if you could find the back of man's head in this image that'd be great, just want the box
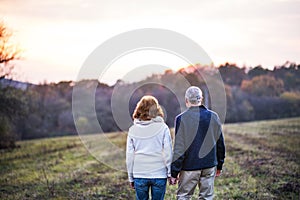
[185,86,203,105]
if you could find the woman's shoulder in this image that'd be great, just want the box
[128,117,169,138]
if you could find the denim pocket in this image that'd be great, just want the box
[134,178,149,188]
[152,178,167,189]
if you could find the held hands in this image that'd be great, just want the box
[168,177,178,185]
[130,171,220,189]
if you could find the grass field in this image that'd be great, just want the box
[0,117,299,199]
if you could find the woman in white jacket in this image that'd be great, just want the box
[126,95,173,200]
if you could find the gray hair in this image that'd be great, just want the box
[185,86,203,105]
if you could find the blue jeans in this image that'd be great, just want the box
[134,178,167,200]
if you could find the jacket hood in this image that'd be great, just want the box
[134,116,164,125]
[129,116,167,139]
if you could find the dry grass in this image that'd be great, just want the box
[0,117,299,199]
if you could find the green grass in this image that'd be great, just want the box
[1,117,299,199]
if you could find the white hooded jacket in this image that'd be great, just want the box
[126,116,172,182]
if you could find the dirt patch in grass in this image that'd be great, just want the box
[225,124,300,199]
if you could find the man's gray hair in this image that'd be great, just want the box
[185,86,203,105]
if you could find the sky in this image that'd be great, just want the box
[1,0,300,85]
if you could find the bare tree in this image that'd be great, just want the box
[0,21,23,149]
[0,21,21,78]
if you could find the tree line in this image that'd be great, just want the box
[0,62,299,149]
[1,21,299,149]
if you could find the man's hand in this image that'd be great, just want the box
[129,182,135,189]
[216,169,222,177]
[168,177,178,185]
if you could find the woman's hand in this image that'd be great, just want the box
[129,182,135,189]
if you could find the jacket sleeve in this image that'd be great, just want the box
[216,125,225,170]
[162,127,173,177]
[126,135,135,182]
[171,116,185,178]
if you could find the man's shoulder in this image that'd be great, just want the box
[175,110,189,120]
[206,108,218,116]
[209,109,219,117]
[175,107,220,121]
[206,109,221,123]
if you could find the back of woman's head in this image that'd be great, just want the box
[132,95,164,120]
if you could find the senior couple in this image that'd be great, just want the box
[126,86,226,200]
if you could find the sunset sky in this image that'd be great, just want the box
[1,0,300,85]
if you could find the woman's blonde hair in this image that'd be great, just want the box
[132,95,164,120]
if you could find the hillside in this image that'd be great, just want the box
[1,117,299,199]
